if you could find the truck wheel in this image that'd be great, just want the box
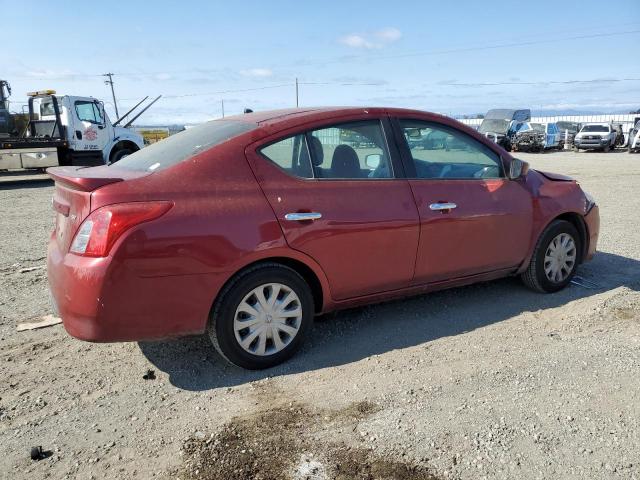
[207,263,314,369]
[110,148,133,163]
[521,220,580,293]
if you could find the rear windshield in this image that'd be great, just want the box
[113,120,257,172]
[581,125,609,133]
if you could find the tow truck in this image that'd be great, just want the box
[0,89,160,171]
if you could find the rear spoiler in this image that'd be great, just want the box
[47,166,124,191]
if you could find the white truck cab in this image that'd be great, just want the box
[0,90,146,171]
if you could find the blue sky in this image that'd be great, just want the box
[3,0,639,124]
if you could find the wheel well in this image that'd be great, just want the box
[220,258,324,314]
[554,212,588,263]
[109,140,139,162]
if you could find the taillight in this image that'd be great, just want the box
[70,202,172,257]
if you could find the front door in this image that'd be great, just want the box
[72,99,110,154]
[245,117,420,300]
[395,118,533,284]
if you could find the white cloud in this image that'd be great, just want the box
[340,34,376,49]
[240,68,273,77]
[154,73,172,81]
[339,28,402,49]
[374,27,402,42]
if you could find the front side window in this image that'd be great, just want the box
[309,121,393,179]
[400,120,503,179]
[75,101,101,124]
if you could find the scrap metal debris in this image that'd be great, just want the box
[17,314,62,332]
[30,446,48,461]
[18,265,46,274]
[570,276,600,289]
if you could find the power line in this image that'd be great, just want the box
[8,26,640,81]
[437,78,640,87]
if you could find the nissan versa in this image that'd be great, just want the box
[47,108,600,369]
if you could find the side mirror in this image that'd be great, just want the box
[509,158,529,179]
[365,153,381,169]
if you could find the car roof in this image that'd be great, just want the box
[224,106,440,128]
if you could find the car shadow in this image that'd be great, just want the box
[139,251,639,391]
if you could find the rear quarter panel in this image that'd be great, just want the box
[87,138,314,336]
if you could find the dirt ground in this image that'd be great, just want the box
[1,149,639,480]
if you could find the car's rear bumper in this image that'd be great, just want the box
[47,233,222,342]
[584,205,599,261]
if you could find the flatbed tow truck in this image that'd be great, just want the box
[0,89,159,176]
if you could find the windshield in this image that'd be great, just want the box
[581,125,609,133]
[556,122,578,132]
[531,123,545,132]
[113,120,257,172]
[478,119,509,134]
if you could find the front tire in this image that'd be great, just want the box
[110,148,133,163]
[521,220,581,293]
[207,263,314,369]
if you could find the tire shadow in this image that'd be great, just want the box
[139,251,639,391]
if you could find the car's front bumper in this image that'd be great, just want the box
[583,205,600,261]
[575,140,610,149]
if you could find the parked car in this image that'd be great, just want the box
[574,123,617,152]
[512,122,562,152]
[629,120,640,153]
[555,121,581,147]
[47,107,600,369]
[478,109,530,151]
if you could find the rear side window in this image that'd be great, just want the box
[259,134,313,178]
[114,120,256,172]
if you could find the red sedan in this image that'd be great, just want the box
[47,108,599,369]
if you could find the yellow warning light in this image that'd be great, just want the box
[27,89,57,96]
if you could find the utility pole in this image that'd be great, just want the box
[295,77,299,108]
[221,99,225,118]
[103,73,119,118]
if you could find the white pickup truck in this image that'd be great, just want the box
[574,123,617,152]
[0,90,155,171]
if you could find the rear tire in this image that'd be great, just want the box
[521,220,581,293]
[207,263,314,369]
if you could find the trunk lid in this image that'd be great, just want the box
[48,166,150,252]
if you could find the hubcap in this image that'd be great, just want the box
[233,283,302,356]
[544,233,577,283]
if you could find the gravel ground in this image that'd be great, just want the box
[0,149,639,480]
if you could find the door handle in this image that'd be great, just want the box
[429,202,457,211]
[284,212,322,221]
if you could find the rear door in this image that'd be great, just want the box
[393,118,532,284]
[245,117,420,300]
